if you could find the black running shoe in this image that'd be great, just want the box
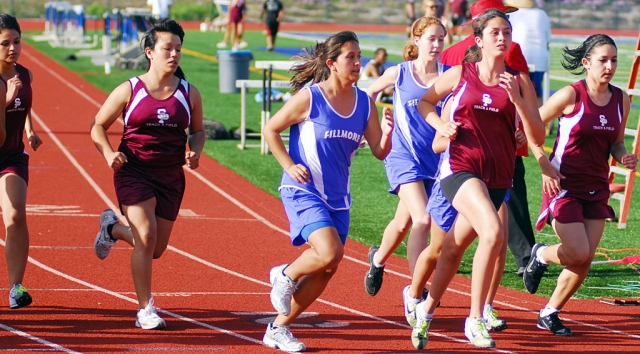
[538,311,572,336]
[523,243,548,294]
[364,246,384,296]
[421,288,441,307]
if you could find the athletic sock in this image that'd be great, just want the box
[483,304,493,314]
[417,302,432,320]
[372,251,385,268]
[540,304,559,318]
[536,245,549,265]
[106,224,116,241]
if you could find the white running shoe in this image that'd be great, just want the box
[410,313,431,350]
[464,317,495,348]
[269,264,297,316]
[216,41,227,49]
[9,284,32,309]
[263,322,306,352]
[135,297,166,330]
[402,285,420,327]
[238,41,248,49]
[484,307,507,331]
[94,209,119,260]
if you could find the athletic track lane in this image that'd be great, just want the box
[0,41,638,353]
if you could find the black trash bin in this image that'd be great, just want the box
[216,50,253,93]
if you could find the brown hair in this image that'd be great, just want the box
[403,16,447,61]
[289,31,359,93]
[472,8,511,39]
[463,45,482,63]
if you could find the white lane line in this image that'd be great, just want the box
[26,49,640,348]
[0,289,269,296]
[28,105,497,350]
[0,238,264,347]
[0,323,80,354]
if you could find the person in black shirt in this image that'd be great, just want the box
[260,0,284,51]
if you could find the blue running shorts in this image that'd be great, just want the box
[426,179,458,232]
[280,187,349,246]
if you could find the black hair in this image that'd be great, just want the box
[0,14,21,36]
[289,31,359,93]
[561,34,617,75]
[140,19,186,79]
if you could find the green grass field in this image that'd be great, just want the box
[24,28,640,300]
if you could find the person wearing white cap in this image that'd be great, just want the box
[505,0,551,108]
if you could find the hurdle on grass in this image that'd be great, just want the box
[235,61,378,154]
[44,1,97,48]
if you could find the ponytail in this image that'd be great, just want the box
[289,31,359,93]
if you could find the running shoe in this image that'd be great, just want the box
[464,317,495,348]
[94,209,119,260]
[270,264,297,316]
[523,243,549,294]
[9,284,32,309]
[411,313,431,350]
[216,41,227,48]
[538,311,572,336]
[364,246,384,296]
[484,307,507,332]
[263,322,306,352]
[135,297,166,330]
[403,285,421,327]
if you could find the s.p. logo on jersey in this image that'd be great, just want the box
[157,108,170,124]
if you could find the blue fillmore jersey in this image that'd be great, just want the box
[383,61,445,193]
[279,84,371,210]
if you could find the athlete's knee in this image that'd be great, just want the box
[318,246,344,269]
[391,218,412,235]
[411,215,431,233]
[562,244,590,266]
[3,206,27,228]
[477,225,504,251]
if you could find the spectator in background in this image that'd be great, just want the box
[506,0,551,130]
[448,0,469,37]
[260,0,284,51]
[217,0,247,51]
[423,0,452,44]
[406,0,416,37]
[147,0,172,20]
[361,48,393,102]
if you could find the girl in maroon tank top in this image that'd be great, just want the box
[0,14,43,310]
[525,34,637,336]
[409,9,545,349]
[90,19,205,330]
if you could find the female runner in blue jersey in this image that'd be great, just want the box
[362,16,450,301]
[262,31,393,352]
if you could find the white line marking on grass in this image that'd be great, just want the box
[27,50,640,349]
[0,323,80,353]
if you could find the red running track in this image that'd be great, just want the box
[0,42,639,353]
